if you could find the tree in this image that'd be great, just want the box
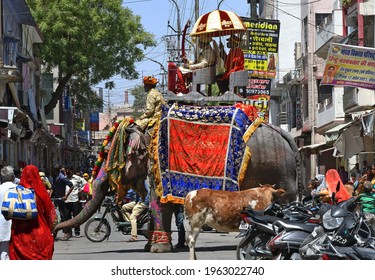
[26,0,156,114]
[131,85,147,118]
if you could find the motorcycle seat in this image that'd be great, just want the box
[273,220,319,233]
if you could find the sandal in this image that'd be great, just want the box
[127,237,138,242]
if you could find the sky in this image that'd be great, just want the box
[97,0,252,108]
[97,0,302,108]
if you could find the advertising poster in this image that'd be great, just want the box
[90,112,99,131]
[75,118,85,131]
[322,43,375,89]
[240,78,271,122]
[77,130,90,144]
[62,86,71,112]
[241,18,280,79]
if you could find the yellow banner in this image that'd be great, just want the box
[75,119,85,131]
[322,43,375,89]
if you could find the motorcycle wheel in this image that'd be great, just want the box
[84,218,111,242]
[236,242,253,260]
[236,234,273,260]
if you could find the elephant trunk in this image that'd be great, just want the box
[53,175,110,236]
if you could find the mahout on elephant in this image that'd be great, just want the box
[53,104,302,254]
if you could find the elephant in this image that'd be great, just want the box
[53,109,302,254]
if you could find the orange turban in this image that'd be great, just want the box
[143,76,158,85]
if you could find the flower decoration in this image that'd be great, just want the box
[91,118,134,178]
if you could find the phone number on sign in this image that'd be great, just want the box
[204,266,265,276]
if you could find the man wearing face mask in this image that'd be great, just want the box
[216,34,245,93]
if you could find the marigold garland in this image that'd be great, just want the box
[91,118,134,178]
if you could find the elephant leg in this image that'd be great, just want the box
[144,180,173,253]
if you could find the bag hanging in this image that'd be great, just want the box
[1,185,38,220]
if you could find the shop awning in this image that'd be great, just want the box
[29,128,61,145]
[4,0,36,26]
[298,142,327,154]
[334,122,364,159]
[324,121,355,143]
[0,107,34,139]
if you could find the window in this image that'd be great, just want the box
[315,14,330,27]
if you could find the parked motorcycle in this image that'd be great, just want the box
[322,238,375,260]
[298,195,374,259]
[236,199,320,260]
[84,196,150,242]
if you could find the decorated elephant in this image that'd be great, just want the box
[53,104,302,253]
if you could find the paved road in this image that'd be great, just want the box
[53,219,240,260]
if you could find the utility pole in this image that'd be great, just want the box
[169,0,181,54]
[195,0,199,22]
[104,81,114,126]
[248,0,258,19]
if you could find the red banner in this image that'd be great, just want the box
[169,119,230,177]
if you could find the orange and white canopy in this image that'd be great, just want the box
[190,9,246,37]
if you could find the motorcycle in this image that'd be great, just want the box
[84,196,150,242]
[268,217,320,259]
[321,238,375,260]
[298,195,374,260]
[236,199,320,260]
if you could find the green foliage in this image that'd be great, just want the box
[26,0,156,114]
[341,0,355,8]
[131,85,147,118]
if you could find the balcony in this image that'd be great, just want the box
[360,1,375,16]
[0,65,23,84]
[315,11,344,59]
[343,88,375,113]
[316,87,345,134]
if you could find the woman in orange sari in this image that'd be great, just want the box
[9,165,57,260]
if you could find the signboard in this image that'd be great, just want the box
[242,18,280,79]
[90,112,99,131]
[77,130,90,144]
[75,118,85,131]
[322,43,375,89]
[62,86,71,112]
[240,78,271,122]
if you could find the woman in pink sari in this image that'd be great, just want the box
[9,165,57,260]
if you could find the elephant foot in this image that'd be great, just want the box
[144,230,172,253]
[150,242,172,253]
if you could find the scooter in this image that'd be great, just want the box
[298,195,374,259]
[236,199,320,260]
[84,196,150,242]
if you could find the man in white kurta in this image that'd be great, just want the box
[0,166,16,260]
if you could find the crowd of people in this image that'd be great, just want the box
[0,75,187,260]
[0,164,94,260]
[307,160,375,232]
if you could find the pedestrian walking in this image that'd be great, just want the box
[0,166,16,260]
[65,166,87,238]
[9,165,57,260]
[51,163,73,241]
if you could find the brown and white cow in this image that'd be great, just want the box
[184,184,286,260]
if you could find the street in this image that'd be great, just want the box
[53,219,239,260]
